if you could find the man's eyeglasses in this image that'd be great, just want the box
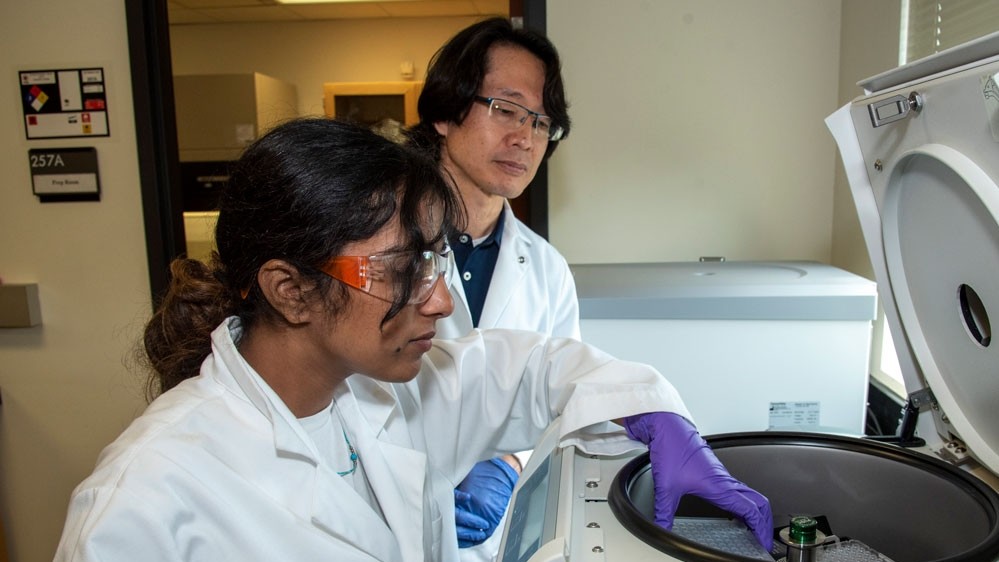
[474,96,565,142]
[319,244,453,305]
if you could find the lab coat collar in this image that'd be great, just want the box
[210,318,319,462]
[209,319,412,561]
[345,376,398,435]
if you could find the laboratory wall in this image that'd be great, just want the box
[0,2,905,561]
[0,2,150,562]
[831,0,901,279]
[170,16,486,117]
[547,0,844,264]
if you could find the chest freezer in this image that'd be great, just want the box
[571,261,877,436]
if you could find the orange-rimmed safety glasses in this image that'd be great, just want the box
[319,244,453,305]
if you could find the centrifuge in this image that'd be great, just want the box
[496,30,999,562]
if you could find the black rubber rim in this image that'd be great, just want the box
[607,431,999,562]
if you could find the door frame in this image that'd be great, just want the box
[126,0,549,303]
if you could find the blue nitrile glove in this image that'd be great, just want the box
[453,457,519,548]
[623,412,774,551]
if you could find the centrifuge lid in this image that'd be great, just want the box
[878,144,999,475]
[831,31,999,477]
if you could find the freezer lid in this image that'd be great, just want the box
[827,36,999,476]
[570,261,876,321]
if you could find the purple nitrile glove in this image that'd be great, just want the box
[453,457,519,548]
[623,412,774,551]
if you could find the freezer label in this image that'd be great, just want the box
[769,401,820,428]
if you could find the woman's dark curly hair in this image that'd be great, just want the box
[141,118,464,400]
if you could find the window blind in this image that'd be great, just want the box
[904,0,999,63]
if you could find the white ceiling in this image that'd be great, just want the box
[167,0,509,25]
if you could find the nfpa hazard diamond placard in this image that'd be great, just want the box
[20,68,109,140]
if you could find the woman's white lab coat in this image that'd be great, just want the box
[55,316,689,562]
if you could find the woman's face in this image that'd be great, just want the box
[313,214,454,384]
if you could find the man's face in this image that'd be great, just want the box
[434,44,550,204]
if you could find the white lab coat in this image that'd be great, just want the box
[437,202,580,562]
[55,316,689,562]
[436,202,580,341]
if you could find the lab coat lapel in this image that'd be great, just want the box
[211,319,320,461]
[341,379,430,562]
[477,206,529,329]
[369,440,429,562]
[212,320,403,560]
[444,259,475,337]
[310,465,402,561]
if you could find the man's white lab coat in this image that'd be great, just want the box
[54,317,688,562]
[436,203,580,341]
[438,203,581,561]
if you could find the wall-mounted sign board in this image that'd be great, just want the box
[29,147,100,203]
[20,68,109,139]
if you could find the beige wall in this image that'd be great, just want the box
[0,2,150,561]
[0,2,905,561]
[547,0,845,264]
[170,17,488,117]
[832,0,901,278]
[546,0,902,274]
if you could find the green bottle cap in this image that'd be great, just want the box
[788,516,818,543]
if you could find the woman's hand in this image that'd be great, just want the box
[623,412,774,550]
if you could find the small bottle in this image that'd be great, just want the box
[779,516,826,562]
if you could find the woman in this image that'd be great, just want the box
[54,118,771,561]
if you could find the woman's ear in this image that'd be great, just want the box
[256,259,318,325]
[433,121,449,137]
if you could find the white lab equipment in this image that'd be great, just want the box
[496,31,999,562]
[571,261,877,436]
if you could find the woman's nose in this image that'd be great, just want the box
[421,274,454,318]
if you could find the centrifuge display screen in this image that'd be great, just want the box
[501,455,551,562]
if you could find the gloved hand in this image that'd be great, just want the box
[623,412,774,550]
[453,457,519,548]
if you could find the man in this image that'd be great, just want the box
[406,16,579,562]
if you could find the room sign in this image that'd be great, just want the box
[29,147,101,203]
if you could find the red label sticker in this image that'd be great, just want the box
[84,99,105,110]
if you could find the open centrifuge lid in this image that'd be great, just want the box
[881,144,999,475]
[828,33,999,477]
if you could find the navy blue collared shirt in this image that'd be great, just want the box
[452,209,506,327]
